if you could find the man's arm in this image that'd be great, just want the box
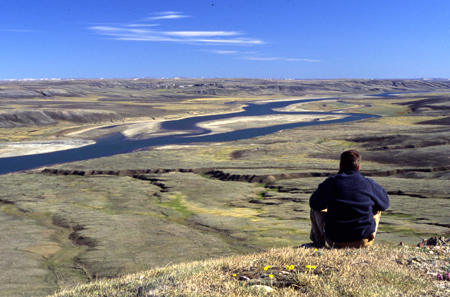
[309,178,331,211]
[368,179,390,211]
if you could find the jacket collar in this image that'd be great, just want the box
[338,169,360,175]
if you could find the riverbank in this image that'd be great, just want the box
[0,97,366,171]
[0,113,342,158]
[0,96,344,158]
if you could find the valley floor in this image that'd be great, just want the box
[0,79,450,296]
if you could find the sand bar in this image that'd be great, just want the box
[195,114,348,135]
[0,139,95,158]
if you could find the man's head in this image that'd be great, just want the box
[340,150,361,171]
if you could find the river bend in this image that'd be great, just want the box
[0,98,377,175]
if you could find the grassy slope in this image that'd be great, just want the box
[49,244,449,296]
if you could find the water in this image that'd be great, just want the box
[0,98,378,175]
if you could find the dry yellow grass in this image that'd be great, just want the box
[0,121,78,142]
[376,116,448,126]
[48,245,449,297]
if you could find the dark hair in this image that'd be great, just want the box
[340,150,361,171]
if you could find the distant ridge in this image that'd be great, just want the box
[1,77,449,82]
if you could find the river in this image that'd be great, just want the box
[0,98,377,175]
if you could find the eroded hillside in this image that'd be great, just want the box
[1,79,450,296]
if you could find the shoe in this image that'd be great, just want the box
[299,242,317,248]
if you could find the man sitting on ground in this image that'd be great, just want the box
[305,150,390,248]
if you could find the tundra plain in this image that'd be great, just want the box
[1,78,450,296]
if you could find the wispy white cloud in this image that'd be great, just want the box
[164,31,240,37]
[89,12,319,62]
[89,11,263,45]
[203,50,320,62]
[195,38,263,45]
[124,24,159,27]
[201,50,239,55]
[90,26,177,42]
[89,24,263,45]
[147,11,189,20]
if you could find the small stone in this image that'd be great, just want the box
[239,275,250,281]
[252,285,274,292]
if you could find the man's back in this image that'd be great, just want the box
[305,150,390,248]
[310,170,389,242]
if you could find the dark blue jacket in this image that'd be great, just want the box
[309,170,389,242]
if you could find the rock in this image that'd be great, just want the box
[417,236,447,247]
[251,285,274,292]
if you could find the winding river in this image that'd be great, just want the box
[0,98,378,175]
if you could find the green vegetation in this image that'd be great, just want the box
[294,99,411,116]
[255,188,277,200]
[296,101,354,112]
[158,193,195,219]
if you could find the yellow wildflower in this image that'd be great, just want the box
[286,264,295,270]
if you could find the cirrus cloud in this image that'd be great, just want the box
[164,31,241,37]
[147,11,190,20]
[89,14,263,45]
[89,25,263,45]
[88,12,319,62]
[202,50,320,63]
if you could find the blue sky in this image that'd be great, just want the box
[1,0,449,80]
